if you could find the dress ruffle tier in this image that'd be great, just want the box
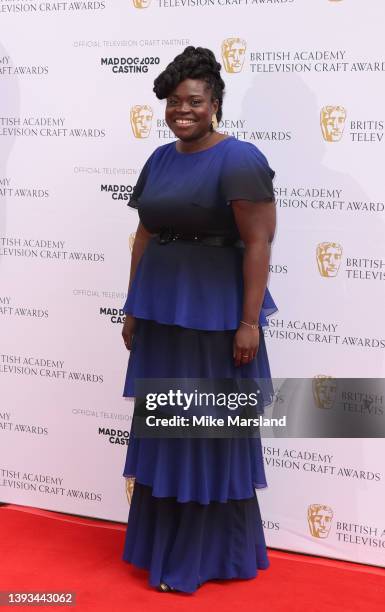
[123,482,269,593]
[123,238,278,331]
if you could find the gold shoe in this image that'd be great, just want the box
[158,582,174,592]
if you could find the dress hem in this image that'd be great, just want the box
[122,557,270,594]
[122,473,268,504]
[123,311,276,332]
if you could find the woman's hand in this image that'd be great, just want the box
[122,314,137,351]
[233,325,260,367]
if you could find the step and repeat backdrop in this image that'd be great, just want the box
[1,0,385,567]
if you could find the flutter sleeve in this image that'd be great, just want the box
[128,151,155,209]
[220,141,275,204]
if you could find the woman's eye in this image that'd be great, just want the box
[191,100,201,106]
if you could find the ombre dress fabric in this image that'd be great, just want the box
[121,137,277,593]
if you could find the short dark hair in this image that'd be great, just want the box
[153,46,225,122]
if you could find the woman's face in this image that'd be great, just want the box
[165,78,219,142]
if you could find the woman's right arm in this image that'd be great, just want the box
[122,221,154,350]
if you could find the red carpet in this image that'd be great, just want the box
[1,504,385,612]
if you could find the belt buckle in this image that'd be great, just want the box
[158,228,175,245]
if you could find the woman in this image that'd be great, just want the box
[121,46,277,594]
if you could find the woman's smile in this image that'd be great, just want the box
[174,118,197,126]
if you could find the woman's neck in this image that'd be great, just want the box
[176,131,226,154]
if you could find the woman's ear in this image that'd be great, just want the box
[212,98,219,115]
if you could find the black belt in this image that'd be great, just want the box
[156,228,244,247]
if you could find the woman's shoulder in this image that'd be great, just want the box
[220,137,274,178]
[130,143,175,206]
[222,136,269,163]
[149,141,175,161]
[138,142,175,170]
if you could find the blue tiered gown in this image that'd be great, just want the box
[121,136,278,593]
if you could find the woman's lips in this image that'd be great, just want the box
[174,119,197,127]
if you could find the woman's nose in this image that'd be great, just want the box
[179,101,191,112]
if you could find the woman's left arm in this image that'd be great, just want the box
[231,199,276,367]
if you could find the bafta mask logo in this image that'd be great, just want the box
[129,232,136,252]
[221,38,247,73]
[320,106,347,142]
[132,0,152,7]
[130,105,153,138]
[308,504,333,539]
[316,242,343,277]
[312,376,337,410]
